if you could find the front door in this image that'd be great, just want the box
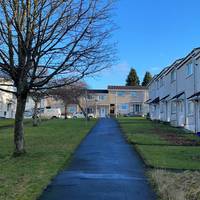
[100,107,106,118]
[177,101,185,127]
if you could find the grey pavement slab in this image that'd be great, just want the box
[38,118,156,200]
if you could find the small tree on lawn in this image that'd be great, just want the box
[126,68,140,86]
[29,90,46,126]
[142,71,152,86]
[49,82,87,119]
[0,0,115,156]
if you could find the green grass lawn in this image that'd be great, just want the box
[118,117,200,170]
[0,118,15,127]
[0,119,96,200]
[0,118,33,128]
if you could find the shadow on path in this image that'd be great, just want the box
[38,118,156,200]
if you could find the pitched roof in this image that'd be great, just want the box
[107,85,147,90]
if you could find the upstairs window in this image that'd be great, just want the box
[117,91,125,97]
[156,81,159,89]
[99,95,106,100]
[88,95,95,100]
[160,77,164,87]
[186,63,193,76]
[131,91,137,97]
[171,70,176,82]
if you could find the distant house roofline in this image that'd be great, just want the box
[87,89,108,94]
[107,85,147,90]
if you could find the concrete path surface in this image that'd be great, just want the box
[39,118,156,200]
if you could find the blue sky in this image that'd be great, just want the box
[85,0,200,89]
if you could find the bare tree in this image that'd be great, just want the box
[29,90,46,126]
[49,82,87,119]
[0,0,115,155]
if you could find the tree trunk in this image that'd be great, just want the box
[13,94,27,156]
[78,103,89,121]
[33,101,39,126]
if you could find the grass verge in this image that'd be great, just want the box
[0,119,96,200]
[118,117,200,200]
[118,117,200,170]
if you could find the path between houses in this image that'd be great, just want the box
[39,118,156,200]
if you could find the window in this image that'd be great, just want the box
[87,107,94,114]
[186,63,193,76]
[171,70,176,82]
[188,102,194,115]
[0,101,2,111]
[135,104,141,112]
[88,95,95,100]
[119,103,129,110]
[171,101,176,114]
[157,81,159,89]
[117,91,125,97]
[160,77,164,87]
[67,106,77,113]
[7,103,11,111]
[131,91,137,97]
[99,95,106,100]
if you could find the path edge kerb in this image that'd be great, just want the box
[36,119,100,200]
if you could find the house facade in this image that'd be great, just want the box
[0,78,16,118]
[84,86,149,117]
[148,47,200,133]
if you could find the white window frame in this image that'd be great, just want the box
[171,70,176,82]
[117,91,125,97]
[99,95,106,101]
[131,91,137,97]
[186,62,193,77]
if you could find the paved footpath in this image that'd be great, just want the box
[39,118,156,200]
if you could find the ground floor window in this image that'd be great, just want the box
[87,107,94,114]
[119,103,129,110]
[133,104,141,113]
[67,106,77,113]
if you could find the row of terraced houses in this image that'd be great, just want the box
[0,83,149,119]
[147,47,200,133]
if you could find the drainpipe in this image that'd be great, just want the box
[176,67,178,127]
[194,58,197,133]
[115,91,118,118]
